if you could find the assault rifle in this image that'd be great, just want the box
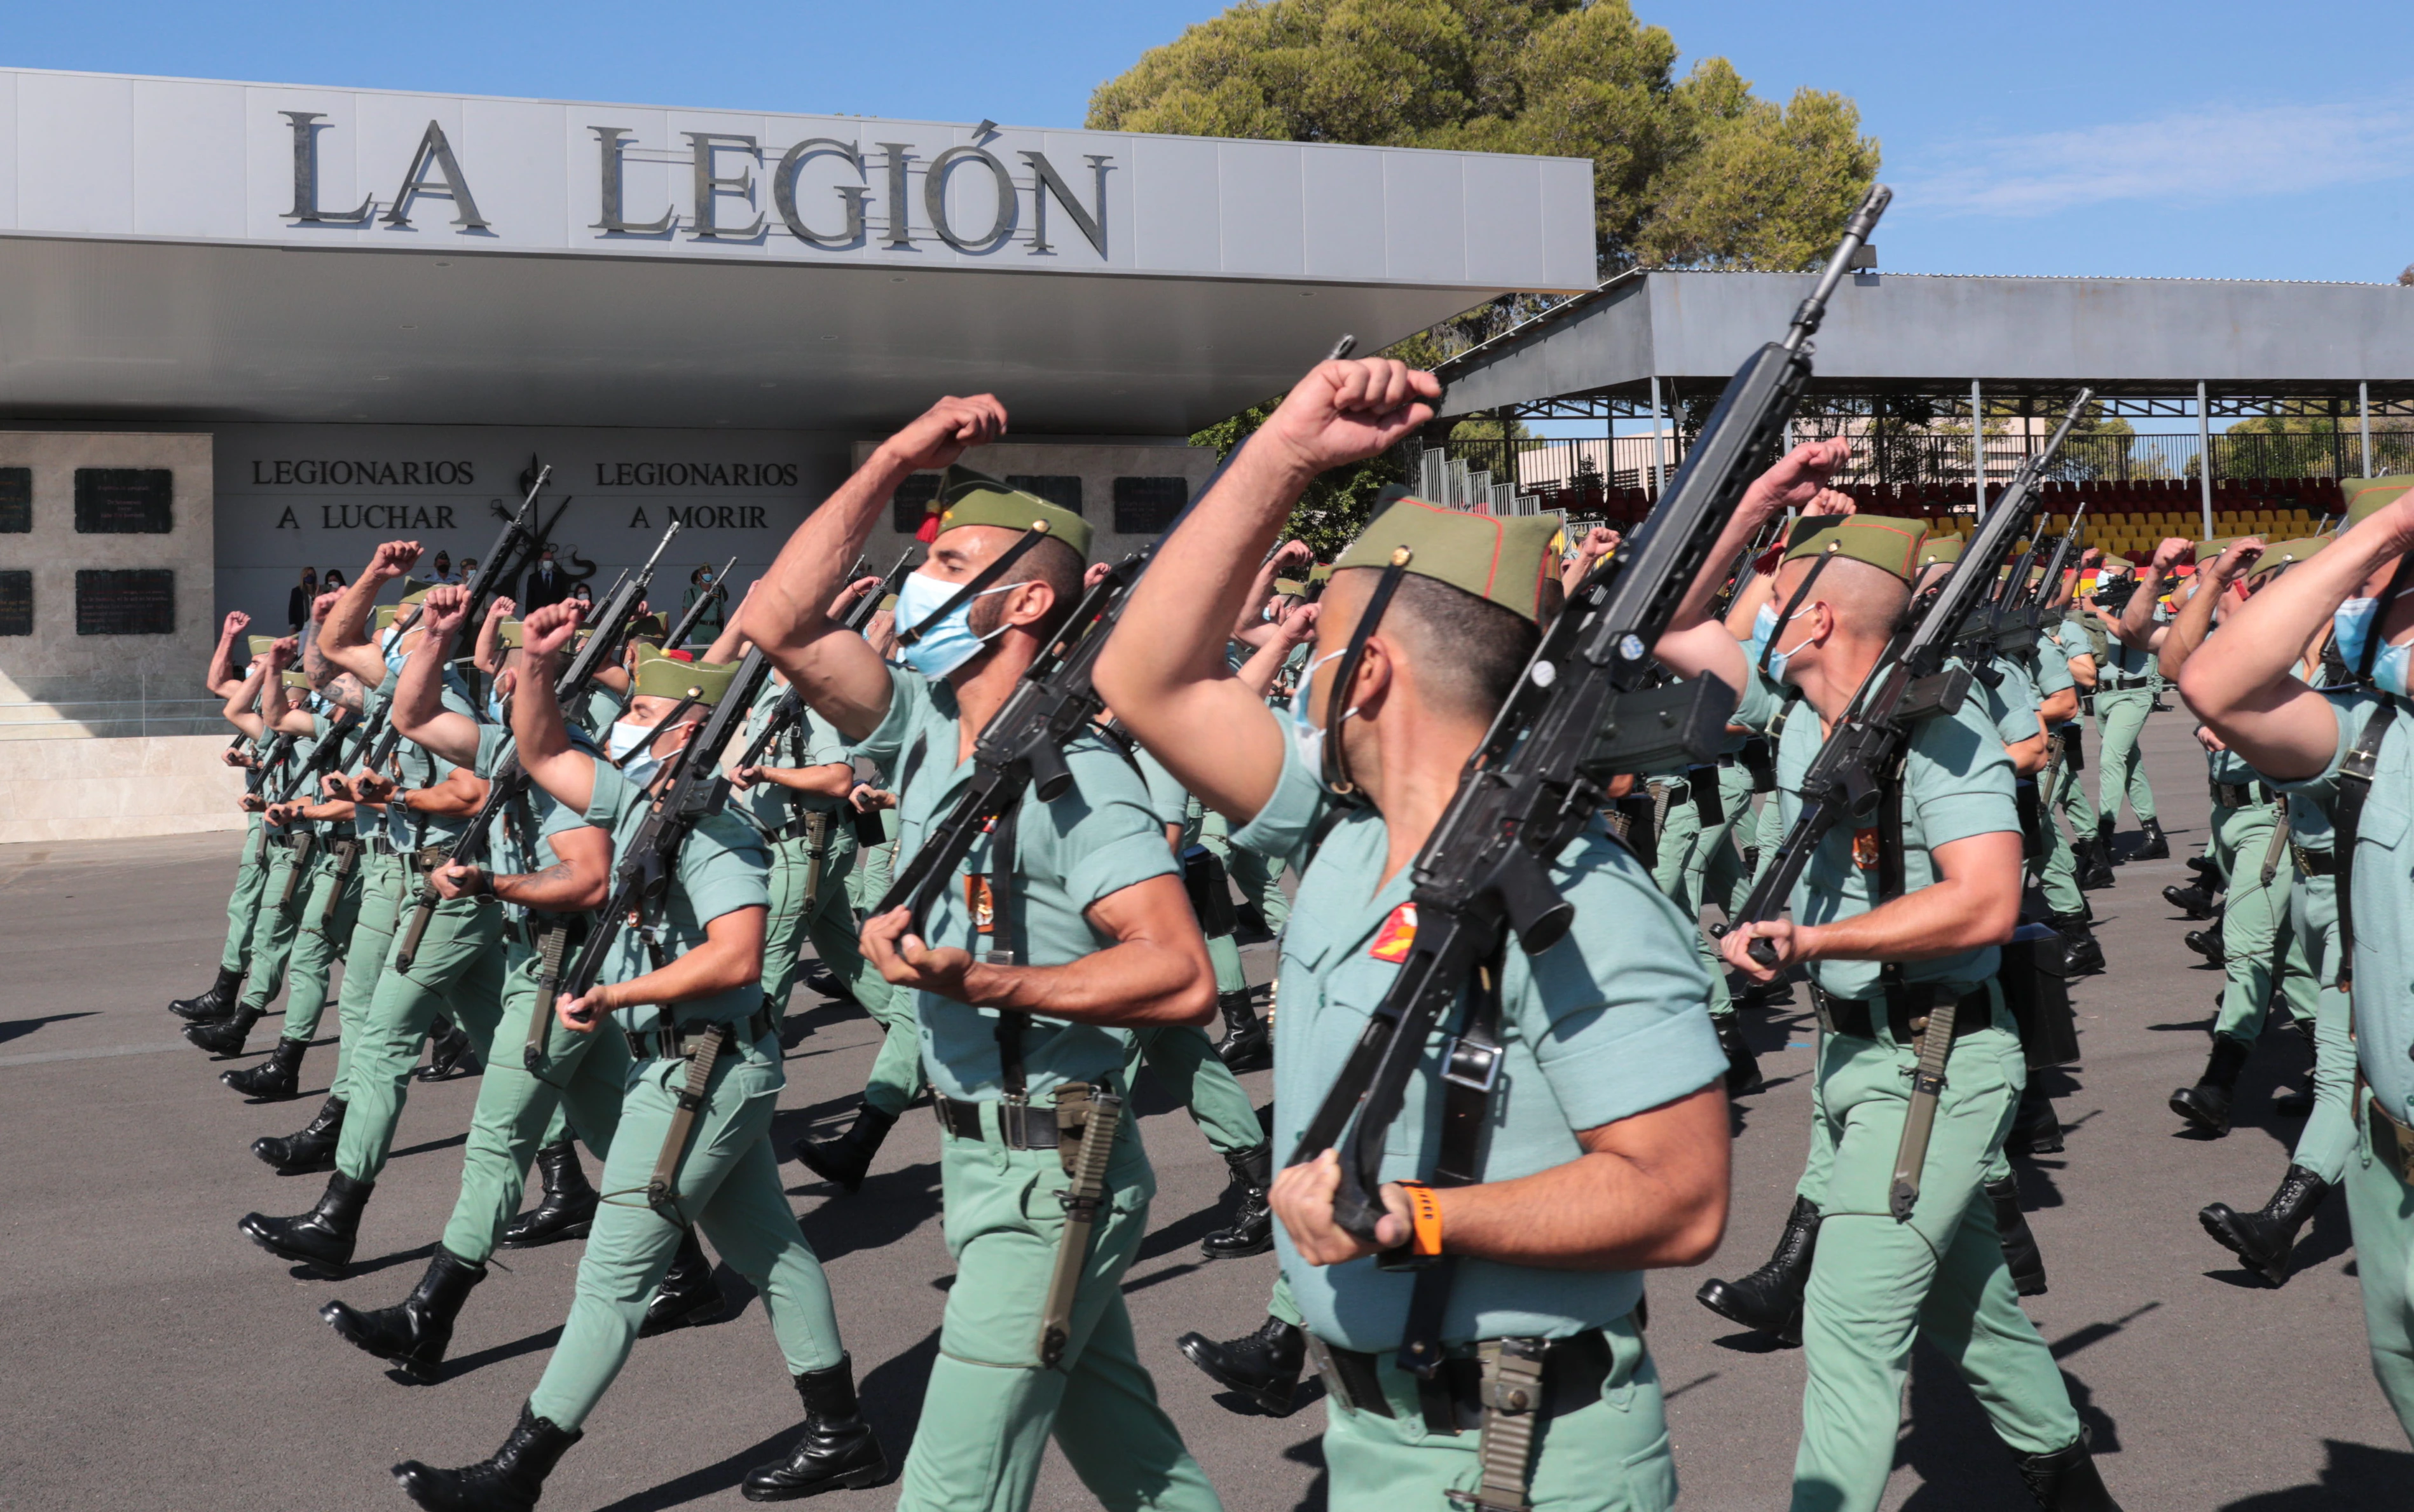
[732,547,917,777]
[558,644,776,1005]
[1290,184,1894,1246]
[390,524,683,971]
[664,555,737,650]
[874,548,1152,930]
[245,732,296,797]
[1732,390,2093,965]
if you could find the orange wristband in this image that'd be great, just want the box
[1397,1180,1444,1258]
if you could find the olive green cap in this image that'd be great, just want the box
[373,605,399,633]
[248,634,278,658]
[2343,475,2412,528]
[1916,536,1964,569]
[398,578,434,606]
[280,669,312,690]
[1782,515,1928,585]
[627,613,668,646]
[1308,564,1335,584]
[632,649,740,705]
[933,465,1094,561]
[877,593,899,613]
[1271,578,1308,599]
[2095,555,2133,571]
[497,619,525,650]
[2246,536,2328,581]
[1331,496,1560,623]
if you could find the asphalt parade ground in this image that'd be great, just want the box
[3,709,2410,1511]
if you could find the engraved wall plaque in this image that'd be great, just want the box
[1112,475,1188,536]
[0,468,29,533]
[1005,475,1085,515]
[0,570,30,636]
[76,569,175,634]
[74,468,174,533]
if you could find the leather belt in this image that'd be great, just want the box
[509,911,587,950]
[362,835,398,857]
[407,845,452,875]
[2292,843,2338,877]
[1305,1327,1612,1431]
[1816,984,1994,1045]
[773,813,837,843]
[2365,1079,2414,1186]
[2211,780,2272,810]
[623,1006,774,1061]
[928,1089,1120,1150]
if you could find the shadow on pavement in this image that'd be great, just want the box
[2219,1438,2414,1510]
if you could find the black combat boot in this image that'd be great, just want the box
[2186,853,2221,883]
[1694,1195,1821,1345]
[2048,913,2105,976]
[1716,1014,1763,1096]
[2010,1431,2123,1511]
[2009,1085,2064,1155]
[2096,814,2119,862]
[1212,989,1271,1073]
[2200,1164,2332,1286]
[1201,1145,1273,1260]
[223,1035,308,1101]
[1177,1314,1306,1415]
[240,1170,374,1275]
[1987,1176,2049,1296]
[639,1228,725,1337]
[800,962,856,1005]
[2162,880,2219,919]
[416,1015,479,1082]
[2136,816,2170,860]
[2075,838,2116,891]
[169,966,245,1022]
[792,1104,899,1195]
[740,1353,890,1501]
[184,1002,263,1057]
[2183,926,2225,965]
[322,1246,487,1382]
[500,1139,598,1248]
[2170,1033,2253,1136]
[254,1096,346,1174]
[393,1401,581,1512]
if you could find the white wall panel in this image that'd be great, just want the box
[1217,139,1303,277]
[1301,146,1388,282]
[16,72,135,235]
[130,79,246,240]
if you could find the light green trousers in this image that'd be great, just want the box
[333,893,508,1185]
[528,1031,843,1430]
[220,821,271,974]
[2052,723,2099,836]
[1124,1025,1263,1156]
[439,939,632,1265]
[763,824,884,1022]
[2035,758,2083,916]
[236,837,308,1011]
[328,850,407,1100]
[895,1117,1221,1512]
[2212,802,2319,1042]
[1320,1313,1671,1512]
[834,817,926,1119]
[2289,875,2359,1184]
[2348,1084,2414,1447]
[2091,689,2156,824]
[278,847,364,1054]
[1650,776,1741,1019]
[1790,1014,2078,1512]
[1199,807,1287,935]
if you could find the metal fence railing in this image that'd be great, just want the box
[1416,427,2414,514]
[0,676,226,741]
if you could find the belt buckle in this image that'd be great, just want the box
[1441,1035,1503,1094]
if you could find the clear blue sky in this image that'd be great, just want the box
[10,0,2410,284]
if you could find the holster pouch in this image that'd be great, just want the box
[2001,927,2081,1070]
[1687,765,1724,828]
[1179,845,1240,937]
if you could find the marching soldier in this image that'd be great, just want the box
[743,407,1224,1512]
[2181,476,2414,1440]
[2089,554,2168,859]
[393,598,884,1507]
[2048,560,2116,889]
[1694,512,2120,1509]
[172,613,276,1022]
[1098,356,1736,1512]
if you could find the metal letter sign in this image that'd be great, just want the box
[383,122,490,229]
[592,125,675,235]
[687,133,766,240]
[281,111,374,225]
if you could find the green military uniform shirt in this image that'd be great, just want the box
[736,678,855,831]
[380,666,481,853]
[1233,735,1725,1351]
[2033,630,2074,700]
[1738,667,2020,1002]
[853,664,1177,1104]
[472,723,602,901]
[582,758,771,1030]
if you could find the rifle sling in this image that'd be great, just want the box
[985,805,1031,1097]
[894,528,1046,649]
[2333,701,2399,994]
[1323,555,1412,797]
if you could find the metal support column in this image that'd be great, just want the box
[2197,381,2215,539]
[1648,376,1668,498]
[1971,379,1985,516]
[2362,381,2374,478]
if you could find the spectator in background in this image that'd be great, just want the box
[678,564,728,648]
[285,566,318,631]
[458,556,478,587]
[570,582,593,610]
[429,550,458,585]
[322,568,348,593]
[522,544,569,610]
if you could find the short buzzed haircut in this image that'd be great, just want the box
[1382,571,1540,721]
[969,535,1087,643]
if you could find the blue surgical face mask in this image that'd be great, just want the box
[486,689,509,726]
[894,568,1019,680]
[2378,638,2412,699]
[608,718,671,789]
[2334,597,2380,672]
[1286,646,1350,777]
[381,625,408,674]
[1764,608,1817,685]
[1746,602,1779,666]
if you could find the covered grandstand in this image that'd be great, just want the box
[1412,268,2414,552]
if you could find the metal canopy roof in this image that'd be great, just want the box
[1432,269,2414,419]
